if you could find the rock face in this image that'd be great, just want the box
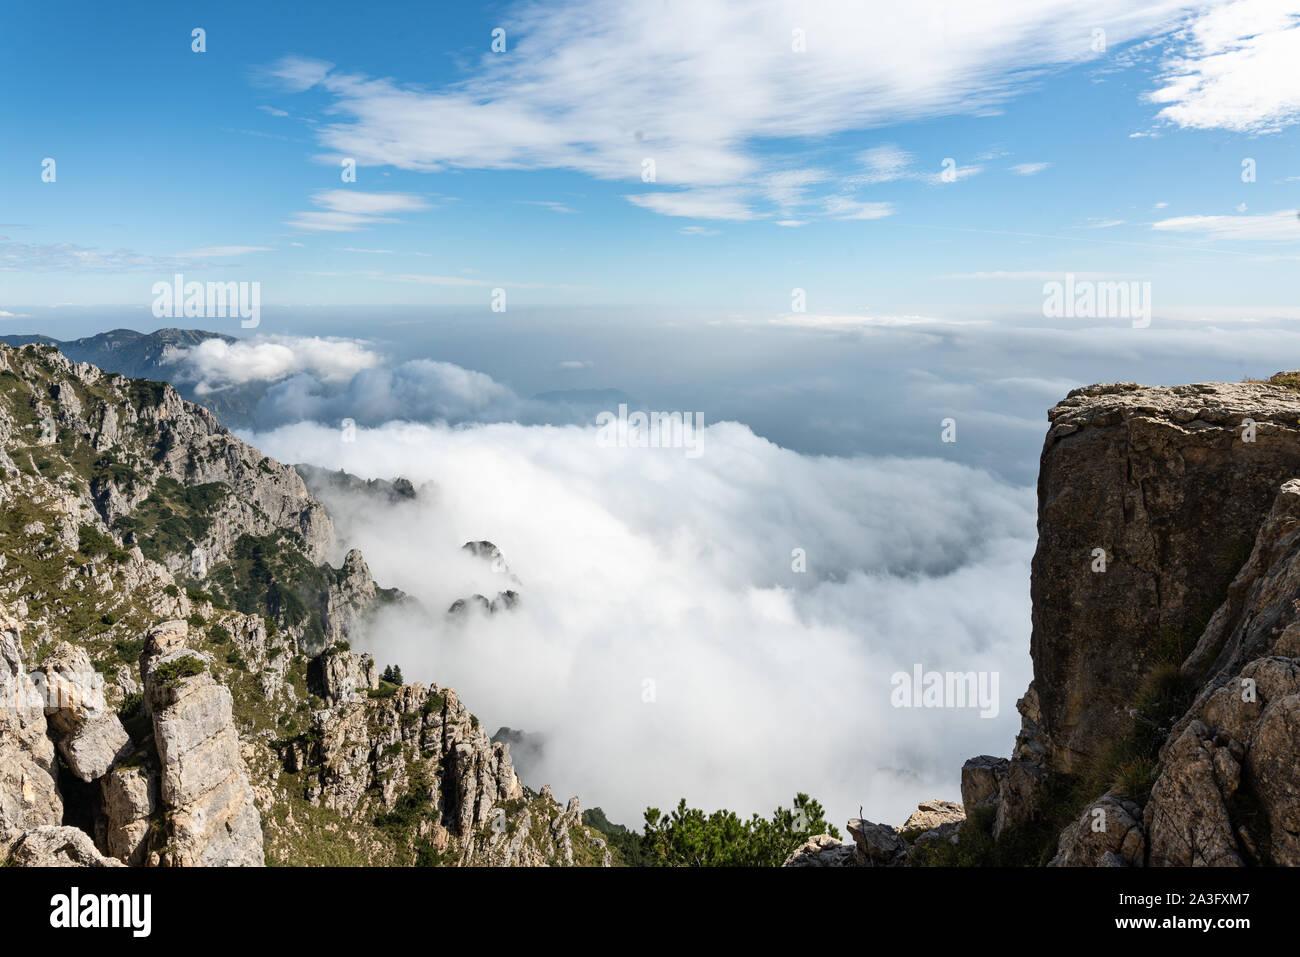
[960,755,1008,817]
[783,834,856,867]
[1028,382,1300,777]
[322,549,381,646]
[101,761,157,866]
[1049,795,1146,867]
[2,825,123,867]
[308,645,379,707]
[0,604,62,832]
[141,621,264,867]
[37,642,130,781]
[847,376,1300,869]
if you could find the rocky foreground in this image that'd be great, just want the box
[789,378,1300,867]
[0,343,606,866]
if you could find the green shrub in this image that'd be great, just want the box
[153,654,205,688]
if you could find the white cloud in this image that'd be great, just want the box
[679,225,721,236]
[856,144,914,184]
[822,197,896,220]
[937,270,1139,280]
[1148,0,1300,133]
[1152,208,1300,240]
[163,335,384,393]
[516,200,577,214]
[0,239,199,272]
[176,245,274,257]
[249,418,1035,828]
[267,0,1210,219]
[625,188,759,221]
[761,168,829,209]
[1010,162,1051,175]
[287,189,430,232]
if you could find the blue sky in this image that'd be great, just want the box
[3,0,1298,319]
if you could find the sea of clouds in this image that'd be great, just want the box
[194,308,1300,829]
[248,416,1035,830]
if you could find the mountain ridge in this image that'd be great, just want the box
[0,340,608,866]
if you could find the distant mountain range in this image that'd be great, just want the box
[0,328,635,429]
[0,328,257,425]
[0,327,232,379]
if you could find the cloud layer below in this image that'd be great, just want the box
[248,417,1036,828]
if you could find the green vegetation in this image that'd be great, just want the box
[152,654,206,688]
[583,807,648,866]
[205,532,333,650]
[77,524,129,563]
[641,793,837,866]
[381,664,404,685]
[113,477,228,563]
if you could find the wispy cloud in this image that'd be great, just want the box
[176,245,274,257]
[1010,162,1051,176]
[516,200,577,214]
[1152,209,1300,241]
[263,0,1212,221]
[287,189,430,232]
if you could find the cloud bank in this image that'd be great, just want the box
[249,417,1036,829]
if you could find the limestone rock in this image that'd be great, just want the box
[1028,382,1300,776]
[142,623,264,866]
[1049,795,1145,867]
[847,817,907,866]
[308,646,378,707]
[960,755,1008,817]
[102,761,158,866]
[783,834,857,867]
[0,604,61,831]
[4,825,123,867]
[902,799,965,834]
[1144,720,1243,867]
[37,642,130,782]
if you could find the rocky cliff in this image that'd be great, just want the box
[793,376,1300,868]
[0,342,607,867]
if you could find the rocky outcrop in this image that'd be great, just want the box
[960,755,1008,817]
[1049,795,1146,867]
[308,645,378,707]
[37,642,130,781]
[322,549,381,645]
[101,761,158,866]
[782,834,857,867]
[0,604,61,832]
[1026,382,1300,778]
[141,621,264,866]
[846,376,1300,869]
[2,825,123,867]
